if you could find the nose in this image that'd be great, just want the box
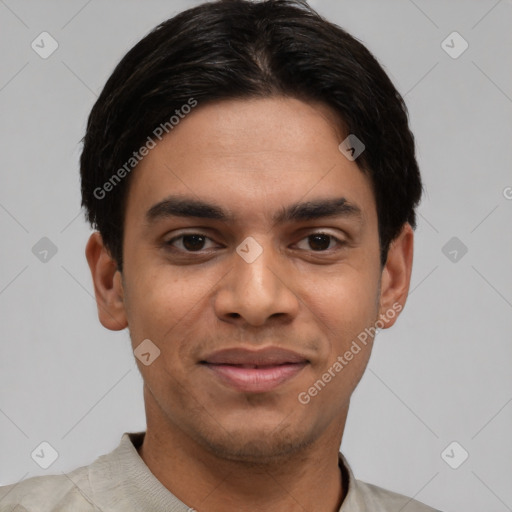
[213,239,300,327]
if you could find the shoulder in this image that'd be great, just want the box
[0,465,94,512]
[354,479,442,512]
[0,432,144,512]
[339,452,441,512]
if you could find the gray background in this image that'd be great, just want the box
[0,1,511,510]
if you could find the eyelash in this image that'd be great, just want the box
[164,232,346,254]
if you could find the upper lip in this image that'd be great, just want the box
[201,347,309,366]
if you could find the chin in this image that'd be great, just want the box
[192,419,318,465]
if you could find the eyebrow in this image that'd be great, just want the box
[145,195,363,225]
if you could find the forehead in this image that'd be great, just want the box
[124,96,376,226]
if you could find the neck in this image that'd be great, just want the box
[138,389,349,512]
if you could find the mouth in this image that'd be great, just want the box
[200,347,309,393]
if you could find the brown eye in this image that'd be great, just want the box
[308,234,332,251]
[181,234,206,251]
[294,232,344,253]
[166,233,215,252]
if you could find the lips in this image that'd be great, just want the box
[201,347,308,393]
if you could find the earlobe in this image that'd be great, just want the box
[85,232,128,331]
[378,223,414,329]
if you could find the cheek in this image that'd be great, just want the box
[123,265,205,344]
[299,274,378,408]
[123,263,229,379]
[305,267,380,340]
[301,272,379,399]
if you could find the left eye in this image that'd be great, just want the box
[295,233,341,251]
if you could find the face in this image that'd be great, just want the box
[87,96,413,463]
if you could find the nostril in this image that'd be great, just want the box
[228,313,241,319]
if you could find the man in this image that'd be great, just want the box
[0,0,441,510]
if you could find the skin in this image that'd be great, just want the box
[86,97,414,512]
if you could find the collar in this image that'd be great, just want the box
[89,431,365,511]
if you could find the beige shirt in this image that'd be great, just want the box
[0,432,440,511]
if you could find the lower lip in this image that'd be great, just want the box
[203,363,307,393]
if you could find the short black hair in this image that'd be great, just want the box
[80,0,422,271]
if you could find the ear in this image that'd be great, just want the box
[378,223,414,329]
[85,232,128,331]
